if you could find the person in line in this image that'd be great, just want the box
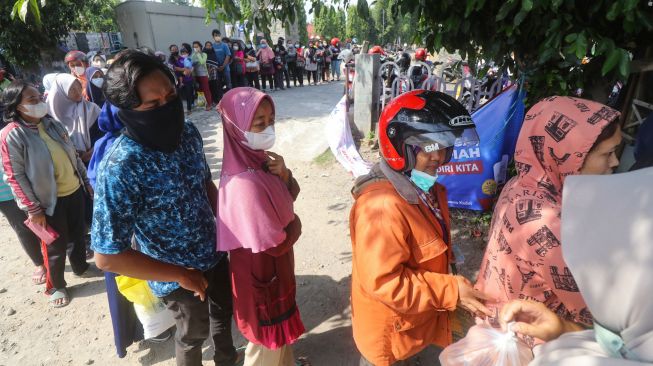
[218,87,304,365]
[230,40,247,88]
[191,41,214,111]
[0,80,92,308]
[475,96,623,347]
[304,42,318,86]
[204,41,222,105]
[273,51,285,92]
[274,37,291,89]
[46,73,101,164]
[212,30,232,92]
[91,50,238,366]
[286,41,300,87]
[350,90,492,366]
[294,42,305,87]
[329,38,342,81]
[91,52,108,73]
[500,166,653,366]
[178,45,195,114]
[168,44,185,89]
[0,116,44,285]
[315,43,326,84]
[257,39,276,92]
[322,41,333,83]
[64,50,89,100]
[244,42,261,90]
[85,67,106,109]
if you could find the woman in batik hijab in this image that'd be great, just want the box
[475,96,622,347]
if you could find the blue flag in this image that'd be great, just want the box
[437,85,526,211]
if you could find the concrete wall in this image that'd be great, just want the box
[353,54,381,136]
[115,1,225,52]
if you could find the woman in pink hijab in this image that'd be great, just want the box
[217,87,304,365]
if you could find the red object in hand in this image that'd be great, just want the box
[24,219,59,245]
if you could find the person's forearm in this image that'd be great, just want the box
[265,220,301,258]
[562,319,586,334]
[95,249,184,282]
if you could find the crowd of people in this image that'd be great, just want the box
[158,30,350,115]
[0,39,652,366]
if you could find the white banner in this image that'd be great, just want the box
[325,96,372,178]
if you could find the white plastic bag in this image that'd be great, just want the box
[439,323,533,366]
[133,298,176,339]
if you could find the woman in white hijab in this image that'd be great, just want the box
[46,73,100,163]
[500,167,653,365]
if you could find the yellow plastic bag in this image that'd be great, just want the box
[196,91,206,107]
[115,275,159,311]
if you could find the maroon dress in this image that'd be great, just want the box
[229,175,305,349]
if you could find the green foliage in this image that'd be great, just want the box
[3,0,78,67]
[296,0,309,44]
[345,4,373,42]
[75,0,120,33]
[314,5,346,40]
[393,0,653,102]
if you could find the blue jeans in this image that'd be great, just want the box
[219,65,232,90]
[331,59,341,79]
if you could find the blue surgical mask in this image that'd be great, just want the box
[410,169,438,192]
[260,44,268,49]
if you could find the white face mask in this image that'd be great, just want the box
[233,46,239,50]
[91,78,104,88]
[20,102,48,119]
[244,125,275,150]
[73,66,86,76]
[295,44,299,48]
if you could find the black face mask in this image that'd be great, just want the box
[118,96,185,153]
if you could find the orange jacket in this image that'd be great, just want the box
[349,165,459,366]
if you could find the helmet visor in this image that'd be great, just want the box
[405,127,480,153]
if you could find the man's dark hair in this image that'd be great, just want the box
[1,80,29,123]
[169,44,178,51]
[212,29,221,37]
[103,49,175,110]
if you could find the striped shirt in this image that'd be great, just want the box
[0,179,14,202]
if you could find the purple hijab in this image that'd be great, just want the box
[217,87,295,253]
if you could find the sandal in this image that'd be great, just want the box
[48,288,70,308]
[32,267,46,285]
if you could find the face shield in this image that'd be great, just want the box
[404,123,480,163]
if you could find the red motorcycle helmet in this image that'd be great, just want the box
[415,48,427,62]
[331,38,340,46]
[64,50,88,65]
[379,90,479,172]
[368,45,385,55]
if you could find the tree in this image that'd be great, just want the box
[3,0,78,67]
[75,0,120,33]
[392,0,653,102]
[314,6,346,40]
[296,0,309,44]
[345,3,373,43]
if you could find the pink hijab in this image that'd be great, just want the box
[217,87,295,253]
